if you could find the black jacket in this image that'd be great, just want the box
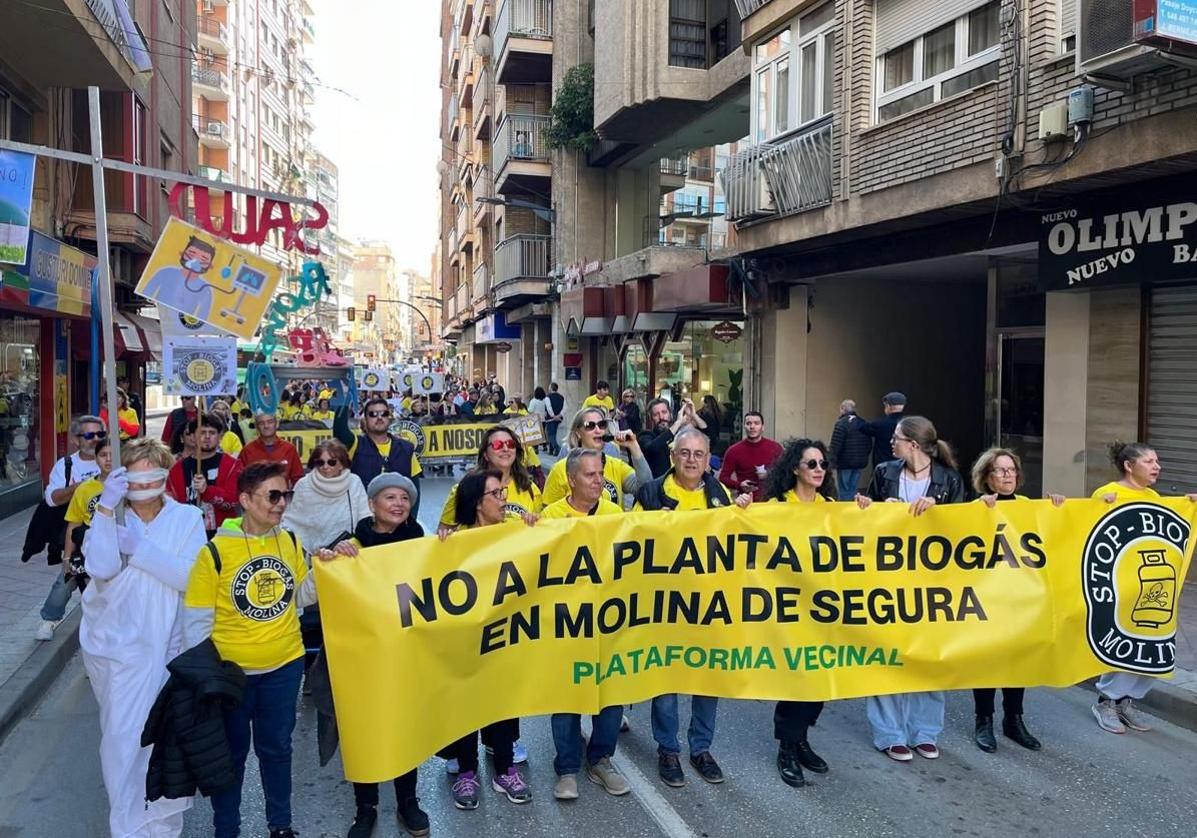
[141,639,246,801]
[866,459,966,505]
[635,469,731,510]
[859,412,904,468]
[829,412,873,470]
[637,426,675,478]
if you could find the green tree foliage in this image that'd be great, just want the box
[547,64,598,152]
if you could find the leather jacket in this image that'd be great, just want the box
[866,459,965,505]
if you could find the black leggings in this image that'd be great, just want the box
[973,687,1024,717]
[773,700,824,742]
[353,770,417,807]
[448,718,519,775]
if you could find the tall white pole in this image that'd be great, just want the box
[88,87,122,464]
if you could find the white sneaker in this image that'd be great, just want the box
[1092,700,1126,734]
[34,619,60,641]
[620,713,631,733]
[1115,699,1153,732]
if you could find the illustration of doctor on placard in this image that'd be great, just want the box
[139,236,217,319]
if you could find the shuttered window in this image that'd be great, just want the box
[875,0,992,54]
[1059,0,1077,52]
[1146,284,1197,493]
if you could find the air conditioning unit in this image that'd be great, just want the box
[1078,0,1197,82]
[206,121,224,136]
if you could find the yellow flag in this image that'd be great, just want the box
[314,498,1195,782]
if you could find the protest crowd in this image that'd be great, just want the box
[25,378,1196,838]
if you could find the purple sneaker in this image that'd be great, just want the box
[452,770,480,810]
[492,767,532,803]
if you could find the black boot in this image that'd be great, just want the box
[1003,714,1042,751]
[347,804,377,838]
[794,737,829,774]
[776,742,806,788]
[974,715,997,753]
[397,796,430,837]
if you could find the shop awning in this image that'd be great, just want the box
[75,311,163,361]
[124,312,162,360]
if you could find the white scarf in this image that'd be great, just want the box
[282,469,369,551]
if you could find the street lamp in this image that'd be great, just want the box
[475,196,556,225]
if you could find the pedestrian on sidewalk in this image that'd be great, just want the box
[160,395,198,446]
[717,411,783,502]
[1090,441,1197,735]
[828,399,872,500]
[182,461,321,838]
[545,383,565,455]
[81,438,207,837]
[33,414,105,640]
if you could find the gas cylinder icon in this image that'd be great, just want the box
[1131,549,1176,628]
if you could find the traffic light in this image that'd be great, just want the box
[364,309,374,322]
[367,294,377,312]
[347,307,356,322]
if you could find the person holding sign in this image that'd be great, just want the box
[437,426,542,537]
[855,416,965,762]
[759,438,836,787]
[542,408,651,508]
[167,414,243,538]
[442,470,533,809]
[633,427,732,788]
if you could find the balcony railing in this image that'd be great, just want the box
[733,0,772,17]
[660,157,687,176]
[473,262,489,301]
[493,113,551,172]
[456,282,470,314]
[448,94,459,133]
[193,116,229,141]
[192,65,229,93]
[197,16,229,43]
[197,165,228,184]
[495,234,551,285]
[722,120,833,223]
[495,0,553,55]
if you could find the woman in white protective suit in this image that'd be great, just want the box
[81,438,207,837]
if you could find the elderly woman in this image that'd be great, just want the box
[81,438,207,837]
[542,407,651,507]
[282,440,369,552]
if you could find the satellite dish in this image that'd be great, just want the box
[475,34,493,60]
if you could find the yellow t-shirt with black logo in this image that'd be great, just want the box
[439,478,543,525]
[183,522,308,671]
[1092,481,1160,501]
[65,478,105,525]
[541,497,623,518]
[634,475,707,511]
[543,454,634,507]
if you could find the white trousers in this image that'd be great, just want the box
[1096,671,1155,701]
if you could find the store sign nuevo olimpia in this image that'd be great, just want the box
[1039,197,1197,291]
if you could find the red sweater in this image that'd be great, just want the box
[719,437,784,500]
[167,453,242,532]
[238,436,304,485]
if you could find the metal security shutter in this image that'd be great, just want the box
[1060,0,1076,43]
[1147,284,1197,493]
[875,0,990,53]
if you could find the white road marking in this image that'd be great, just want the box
[609,752,700,838]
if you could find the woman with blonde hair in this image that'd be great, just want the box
[542,407,651,506]
[81,438,207,837]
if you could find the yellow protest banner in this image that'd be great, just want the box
[315,498,1195,782]
[275,426,334,458]
[391,417,543,461]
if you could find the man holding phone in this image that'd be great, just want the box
[718,412,783,502]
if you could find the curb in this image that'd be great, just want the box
[0,608,82,746]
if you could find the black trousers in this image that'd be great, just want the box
[773,700,824,742]
[353,770,417,807]
[448,718,519,775]
[972,687,1024,717]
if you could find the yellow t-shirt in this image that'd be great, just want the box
[278,404,300,421]
[543,454,635,507]
[582,394,616,413]
[219,430,243,456]
[541,496,623,518]
[439,477,543,525]
[634,474,707,511]
[346,435,424,478]
[1092,481,1160,501]
[318,389,333,402]
[230,399,246,415]
[475,405,499,416]
[183,523,308,671]
[771,489,831,504]
[308,410,334,423]
[65,478,104,525]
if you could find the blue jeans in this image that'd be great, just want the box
[836,468,862,501]
[651,694,718,756]
[545,421,562,455]
[551,705,623,776]
[211,657,303,838]
[40,574,76,622]
[866,692,945,750]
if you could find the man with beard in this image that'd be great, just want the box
[637,397,700,478]
[168,413,243,537]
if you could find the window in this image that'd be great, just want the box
[132,96,147,217]
[749,4,835,142]
[669,0,706,68]
[875,1,1001,123]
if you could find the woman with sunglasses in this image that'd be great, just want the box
[283,441,369,554]
[756,438,837,788]
[81,439,206,837]
[437,426,543,537]
[441,469,533,810]
[542,407,651,507]
[475,391,498,416]
[855,416,964,763]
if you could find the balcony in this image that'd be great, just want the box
[193,116,230,148]
[302,18,316,43]
[448,94,460,140]
[493,113,551,194]
[494,0,552,84]
[733,0,772,16]
[493,234,551,305]
[473,262,489,303]
[192,64,230,100]
[459,46,476,108]
[660,157,686,193]
[457,132,473,179]
[456,282,472,321]
[722,120,833,224]
[197,165,230,184]
[473,68,492,141]
[197,16,230,54]
[455,206,473,251]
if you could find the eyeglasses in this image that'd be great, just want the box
[803,459,830,470]
[489,438,517,451]
[257,489,295,505]
[675,449,707,460]
[366,410,391,419]
[312,458,341,468]
[582,420,609,431]
[78,430,108,441]
[891,435,911,444]
[483,486,509,500]
[992,467,1018,477]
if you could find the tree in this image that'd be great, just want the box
[547,64,598,152]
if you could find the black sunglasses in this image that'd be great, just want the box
[803,459,830,470]
[582,419,609,431]
[257,489,295,505]
[79,430,108,441]
[312,458,341,468]
[366,410,391,419]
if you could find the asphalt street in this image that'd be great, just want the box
[1,470,1196,837]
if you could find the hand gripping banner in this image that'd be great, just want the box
[313,499,1196,782]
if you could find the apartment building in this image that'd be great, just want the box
[352,241,402,363]
[721,0,1197,496]
[0,1,194,515]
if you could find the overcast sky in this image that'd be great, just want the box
[310,0,441,277]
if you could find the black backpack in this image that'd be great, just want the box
[21,455,72,566]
